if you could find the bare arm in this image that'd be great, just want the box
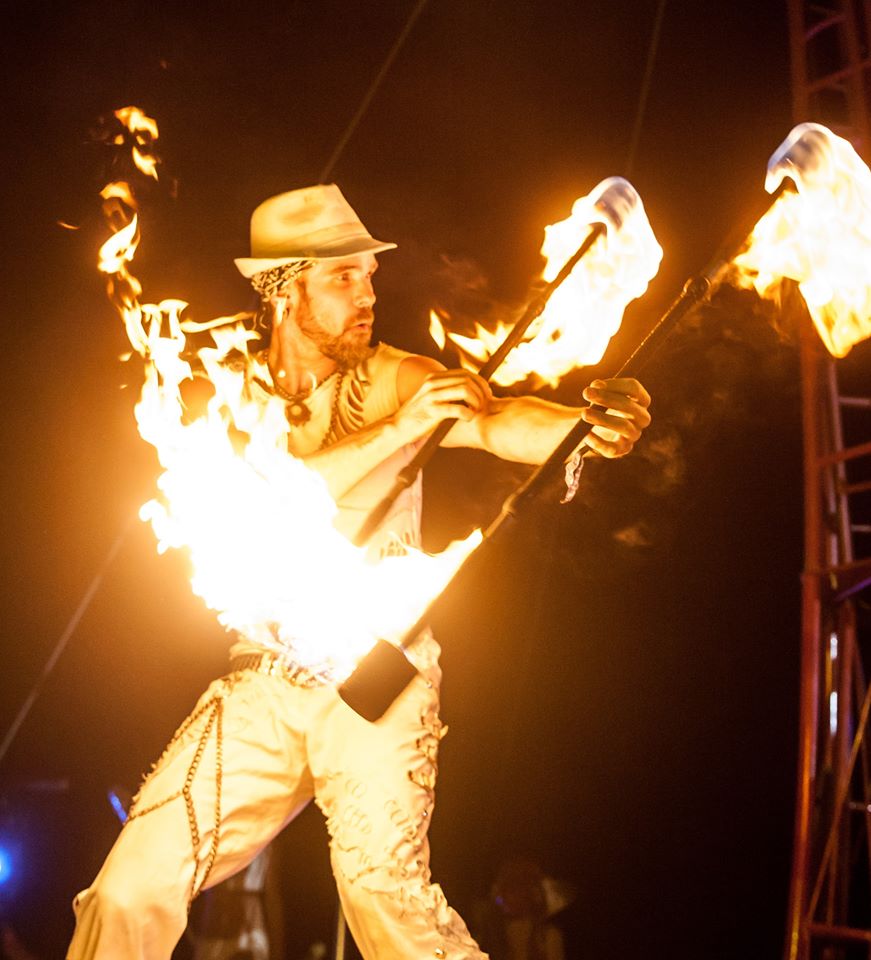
[445,377,652,463]
[302,353,650,499]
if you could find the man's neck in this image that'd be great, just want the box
[268,334,337,396]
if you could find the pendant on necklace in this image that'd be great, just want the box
[284,398,312,426]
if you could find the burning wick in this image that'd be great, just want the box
[733,121,871,358]
[429,177,662,388]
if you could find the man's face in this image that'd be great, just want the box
[293,253,378,368]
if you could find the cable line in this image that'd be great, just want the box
[318,0,430,183]
[0,519,133,770]
[624,0,667,178]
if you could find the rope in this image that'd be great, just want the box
[624,0,667,178]
[318,0,431,183]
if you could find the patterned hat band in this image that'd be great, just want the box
[249,260,312,300]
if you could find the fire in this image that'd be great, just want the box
[131,305,480,679]
[98,109,480,680]
[98,212,147,356]
[429,309,447,351]
[432,177,663,387]
[732,122,871,358]
[114,106,159,180]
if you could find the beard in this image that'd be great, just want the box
[296,289,375,369]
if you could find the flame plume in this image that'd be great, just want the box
[431,178,663,387]
[97,109,479,681]
[733,122,871,358]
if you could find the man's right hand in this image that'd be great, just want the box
[394,360,492,443]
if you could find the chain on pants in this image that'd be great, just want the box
[66,668,488,960]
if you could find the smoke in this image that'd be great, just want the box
[613,521,655,548]
[555,281,803,561]
[660,284,801,427]
[635,427,686,497]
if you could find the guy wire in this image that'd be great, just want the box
[318,0,430,183]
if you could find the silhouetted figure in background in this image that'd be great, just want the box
[473,859,579,960]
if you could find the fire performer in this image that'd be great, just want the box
[67,185,652,960]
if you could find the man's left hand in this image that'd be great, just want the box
[580,377,652,458]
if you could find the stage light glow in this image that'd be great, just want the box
[0,845,13,886]
[107,788,129,824]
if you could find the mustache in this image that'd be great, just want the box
[350,309,374,325]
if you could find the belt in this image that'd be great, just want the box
[229,651,328,689]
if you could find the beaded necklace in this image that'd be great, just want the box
[267,367,347,450]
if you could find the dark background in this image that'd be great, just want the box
[0,0,846,956]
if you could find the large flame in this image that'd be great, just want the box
[97,110,480,680]
[431,177,663,387]
[732,122,871,358]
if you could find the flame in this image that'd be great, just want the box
[432,178,662,387]
[733,122,871,358]
[98,214,139,275]
[429,310,447,351]
[98,108,480,680]
[114,106,159,180]
[97,213,146,355]
[129,304,480,680]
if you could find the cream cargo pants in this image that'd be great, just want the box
[67,666,487,960]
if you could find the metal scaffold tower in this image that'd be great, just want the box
[785,2,871,957]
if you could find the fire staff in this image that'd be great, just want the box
[67,184,652,960]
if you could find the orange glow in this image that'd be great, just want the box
[733,122,871,358]
[97,109,480,680]
[431,178,662,386]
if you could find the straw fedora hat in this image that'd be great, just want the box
[234,184,397,278]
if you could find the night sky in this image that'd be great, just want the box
[0,1,831,957]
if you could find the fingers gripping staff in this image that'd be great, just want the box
[562,375,653,501]
[394,370,492,440]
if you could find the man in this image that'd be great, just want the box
[68,185,651,960]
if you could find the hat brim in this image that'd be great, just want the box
[235,237,397,279]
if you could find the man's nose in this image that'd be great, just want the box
[354,278,376,307]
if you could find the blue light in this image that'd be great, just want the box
[107,789,129,825]
[0,846,12,886]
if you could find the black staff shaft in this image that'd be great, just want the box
[352,221,607,547]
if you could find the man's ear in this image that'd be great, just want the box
[273,282,303,328]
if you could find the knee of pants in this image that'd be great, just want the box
[326,785,432,891]
[74,869,187,939]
